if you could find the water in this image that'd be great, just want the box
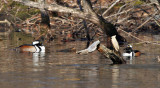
[0,34,160,88]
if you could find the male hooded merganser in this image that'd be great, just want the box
[17,41,45,53]
[123,45,141,57]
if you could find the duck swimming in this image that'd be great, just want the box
[16,41,45,53]
[123,45,141,57]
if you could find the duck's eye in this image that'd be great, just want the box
[127,45,132,47]
[39,42,43,45]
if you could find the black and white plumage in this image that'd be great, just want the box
[17,41,45,53]
[123,45,141,57]
[33,41,45,52]
[123,45,133,57]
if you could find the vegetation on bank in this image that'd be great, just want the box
[0,0,159,44]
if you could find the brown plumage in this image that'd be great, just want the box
[133,50,141,57]
[19,45,37,53]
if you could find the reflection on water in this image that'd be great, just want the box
[32,52,45,67]
[0,35,160,88]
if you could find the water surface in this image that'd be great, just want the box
[0,35,160,88]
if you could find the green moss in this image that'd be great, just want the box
[1,1,40,20]
[14,5,40,20]
[133,0,144,6]
[114,3,125,8]
[29,9,40,15]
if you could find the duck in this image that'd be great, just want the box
[123,45,141,57]
[16,41,45,53]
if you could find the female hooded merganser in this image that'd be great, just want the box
[123,45,141,57]
[17,41,45,53]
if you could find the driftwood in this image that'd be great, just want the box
[77,40,126,64]
[76,40,100,54]
[97,44,126,64]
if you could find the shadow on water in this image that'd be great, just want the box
[0,34,160,88]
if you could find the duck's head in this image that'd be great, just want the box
[33,41,40,45]
[33,41,45,52]
[127,44,132,48]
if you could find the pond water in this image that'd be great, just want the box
[0,34,160,88]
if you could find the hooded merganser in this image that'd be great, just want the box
[123,45,141,57]
[17,41,45,53]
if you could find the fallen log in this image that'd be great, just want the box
[77,40,126,64]
[97,44,126,64]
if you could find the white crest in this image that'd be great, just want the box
[33,41,40,45]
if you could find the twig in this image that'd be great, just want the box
[104,2,157,19]
[118,27,160,45]
[104,8,133,19]
[116,16,129,23]
[3,0,8,3]
[132,17,152,33]
[132,10,159,32]
[117,3,128,13]
[0,5,4,11]
[118,27,147,42]
[153,18,160,27]
[0,19,11,26]
[102,0,120,17]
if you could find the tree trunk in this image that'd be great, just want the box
[38,0,50,28]
[77,0,91,47]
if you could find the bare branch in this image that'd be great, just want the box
[102,0,120,17]
[0,19,11,26]
[0,5,4,11]
[132,11,159,32]
[13,0,100,25]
